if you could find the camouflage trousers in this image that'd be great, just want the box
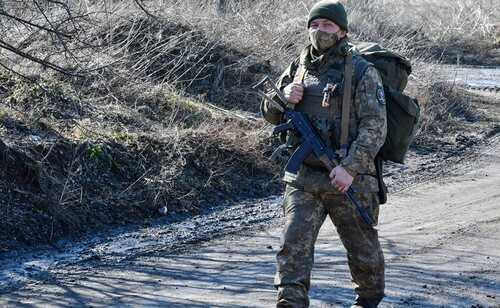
[275,183,385,307]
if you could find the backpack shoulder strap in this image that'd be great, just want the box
[287,58,305,111]
[293,64,307,84]
[352,54,372,88]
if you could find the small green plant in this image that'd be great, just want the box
[33,160,42,175]
[163,95,176,108]
[86,144,111,166]
[114,131,138,144]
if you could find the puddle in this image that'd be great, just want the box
[438,65,500,88]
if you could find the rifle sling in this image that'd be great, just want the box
[340,52,353,157]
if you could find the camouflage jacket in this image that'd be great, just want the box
[261,39,387,194]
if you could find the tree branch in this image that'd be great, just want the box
[133,0,159,21]
[0,61,37,82]
[0,39,82,76]
[0,9,72,38]
[31,0,79,62]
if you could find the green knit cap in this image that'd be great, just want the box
[307,0,348,32]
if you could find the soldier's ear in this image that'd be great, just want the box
[338,29,347,38]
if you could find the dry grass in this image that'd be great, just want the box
[0,70,280,245]
[0,0,498,247]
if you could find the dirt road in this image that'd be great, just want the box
[1,127,499,307]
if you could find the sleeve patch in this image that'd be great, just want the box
[376,85,386,105]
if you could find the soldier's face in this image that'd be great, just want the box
[309,18,346,38]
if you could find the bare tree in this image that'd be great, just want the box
[0,0,138,79]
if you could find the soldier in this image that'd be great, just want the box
[260,1,387,307]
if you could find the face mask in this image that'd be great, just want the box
[309,29,340,53]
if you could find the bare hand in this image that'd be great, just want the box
[329,166,354,193]
[283,82,304,104]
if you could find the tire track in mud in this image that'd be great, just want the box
[385,125,500,195]
[379,141,500,307]
[386,216,500,264]
[0,196,284,292]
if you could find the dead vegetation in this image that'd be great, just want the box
[0,70,280,246]
[0,0,498,248]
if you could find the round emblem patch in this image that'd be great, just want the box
[376,85,386,105]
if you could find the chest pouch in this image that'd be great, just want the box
[322,76,342,108]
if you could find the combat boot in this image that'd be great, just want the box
[276,286,309,308]
[350,294,384,308]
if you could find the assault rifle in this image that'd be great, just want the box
[253,76,374,226]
